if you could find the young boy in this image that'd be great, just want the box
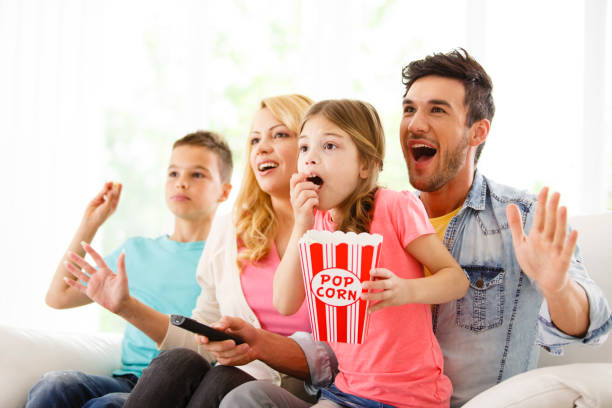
[26,131,233,408]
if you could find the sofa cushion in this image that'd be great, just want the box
[0,324,122,408]
[463,363,612,408]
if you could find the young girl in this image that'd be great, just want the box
[273,99,469,408]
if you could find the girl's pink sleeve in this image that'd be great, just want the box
[388,190,434,248]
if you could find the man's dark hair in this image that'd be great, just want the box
[173,130,233,182]
[402,48,495,163]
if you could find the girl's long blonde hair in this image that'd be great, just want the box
[234,94,314,267]
[300,99,385,234]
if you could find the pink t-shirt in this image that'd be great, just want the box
[239,243,311,337]
[314,188,452,408]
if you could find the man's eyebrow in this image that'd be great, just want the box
[429,99,452,107]
[402,98,452,108]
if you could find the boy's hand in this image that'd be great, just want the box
[63,242,131,314]
[195,316,259,366]
[361,268,412,313]
[82,182,122,230]
[290,173,318,233]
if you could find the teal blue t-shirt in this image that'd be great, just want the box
[103,235,204,377]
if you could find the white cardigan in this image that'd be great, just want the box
[159,212,281,385]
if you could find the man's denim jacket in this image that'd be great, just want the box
[292,170,612,407]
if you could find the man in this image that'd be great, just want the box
[215,49,611,407]
[27,131,233,408]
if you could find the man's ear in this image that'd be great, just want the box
[470,118,490,147]
[218,183,232,203]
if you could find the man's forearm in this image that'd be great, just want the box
[253,329,310,381]
[545,280,590,337]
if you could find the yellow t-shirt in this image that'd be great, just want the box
[424,206,462,276]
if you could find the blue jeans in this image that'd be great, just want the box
[320,384,396,408]
[26,370,137,408]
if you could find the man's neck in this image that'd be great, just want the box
[420,165,476,218]
[170,214,213,242]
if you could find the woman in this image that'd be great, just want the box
[123,94,316,408]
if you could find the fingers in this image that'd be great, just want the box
[63,276,88,293]
[543,191,560,241]
[561,229,578,261]
[215,316,245,332]
[360,289,391,302]
[81,242,109,270]
[294,189,318,210]
[199,335,250,360]
[505,204,525,247]
[110,183,122,211]
[362,278,392,292]
[64,261,91,283]
[67,251,98,276]
[532,187,549,232]
[117,251,127,281]
[369,268,393,280]
[552,206,568,250]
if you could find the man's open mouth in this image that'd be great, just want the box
[411,143,437,162]
[307,175,324,189]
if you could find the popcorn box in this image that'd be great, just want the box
[298,230,383,344]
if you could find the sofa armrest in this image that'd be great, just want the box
[0,324,122,408]
[463,363,612,408]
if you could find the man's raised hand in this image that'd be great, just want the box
[506,187,578,297]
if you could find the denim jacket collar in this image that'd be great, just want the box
[463,169,487,211]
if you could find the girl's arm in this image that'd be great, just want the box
[363,234,468,312]
[273,174,319,315]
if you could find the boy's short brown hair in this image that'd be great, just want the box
[173,130,233,183]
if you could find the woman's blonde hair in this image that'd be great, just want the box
[234,94,314,267]
[300,99,385,233]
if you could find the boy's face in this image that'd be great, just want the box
[165,145,230,221]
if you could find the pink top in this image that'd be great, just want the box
[240,243,311,337]
[314,188,452,408]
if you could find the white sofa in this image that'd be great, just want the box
[1,214,611,408]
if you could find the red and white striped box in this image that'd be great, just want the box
[298,230,383,344]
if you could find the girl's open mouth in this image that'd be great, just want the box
[307,175,324,189]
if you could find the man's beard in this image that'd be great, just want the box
[409,134,470,193]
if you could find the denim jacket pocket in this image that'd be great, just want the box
[456,265,505,333]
